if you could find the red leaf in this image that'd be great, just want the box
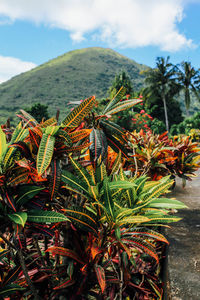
[94,264,106,293]
[46,247,84,264]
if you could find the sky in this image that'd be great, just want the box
[0,0,200,83]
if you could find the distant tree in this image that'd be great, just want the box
[109,71,133,97]
[177,61,200,114]
[26,103,49,122]
[144,93,183,128]
[171,111,200,135]
[144,57,180,132]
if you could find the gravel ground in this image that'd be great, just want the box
[165,174,200,300]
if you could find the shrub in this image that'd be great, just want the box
[0,88,189,299]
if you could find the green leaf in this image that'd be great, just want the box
[40,117,57,128]
[108,181,136,190]
[64,206,98,234]
[143,215,182,224]
[45,125,60,136]
[69,156,94,188]
[143,177,173,202]
[37,133,55,176]
[8,212,27,227]
[0,284,25,297]
[110,151,122,176]
[16,185,45,206]
[62,170,91,198]
[9,122,28,145]
[62,95,95,128]
[102,179,115,220]
[118,215,150,225]
[0,126,7,161]
[56,129,72,146]
[103,86,126,114]
[0,249,9,261]
[105,98,142,115]
[96,162,107,183]
[100,120,127,140]
[27,210,70,223]
[3,123,28,171]
[89,128,108,162]
[106,134,129,158]
[145,198,188,209]
[19,109,38,126]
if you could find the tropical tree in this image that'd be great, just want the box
[109,71,133,98]
[144,57,180,132]
[177,61,200,114]
[144,93,183,129]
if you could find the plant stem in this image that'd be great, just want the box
[132,146,138,177]
[118,252,123,300]
[33,236,46,267]
[44,236,50,265]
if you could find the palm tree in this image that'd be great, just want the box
[144,57,179,132]
[177,61,200,115]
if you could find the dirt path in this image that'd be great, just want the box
[165,174,200,300]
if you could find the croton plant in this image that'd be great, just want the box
[0,88,191,299]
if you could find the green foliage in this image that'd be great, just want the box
[0,90,192,299]
[145,96,183,129]
[26,103,49,122]
[177,61,200,111]
[109,70,134,98]
[143,57,183,131]
[170,111,200,135]
[150,118,166,134]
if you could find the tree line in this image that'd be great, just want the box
[109,57,200,134]
[26,57,200,135]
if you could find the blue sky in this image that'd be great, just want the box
[0,0,199,83]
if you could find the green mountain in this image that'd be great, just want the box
[0,47,147,123]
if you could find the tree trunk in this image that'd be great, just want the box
[161,90,169,133]
[185,87,190,117]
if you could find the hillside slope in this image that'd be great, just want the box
[0,47,147,123]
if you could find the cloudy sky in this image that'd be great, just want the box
[0,0,199,83]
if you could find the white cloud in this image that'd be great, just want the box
[0,0,195,51]
[0,55,36,83]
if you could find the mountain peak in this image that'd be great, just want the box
[0,47,147,123]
